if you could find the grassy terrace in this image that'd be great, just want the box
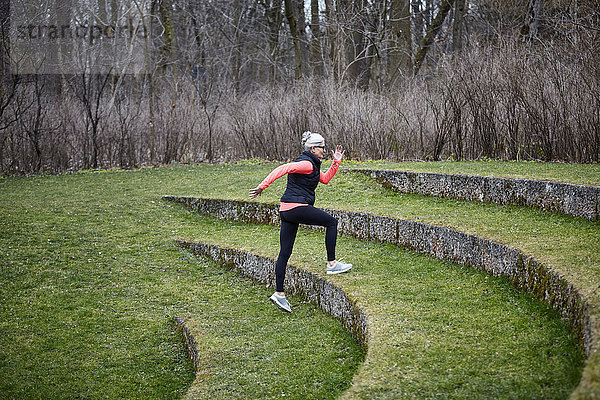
[1,160,598,399]
[343,160,600,186]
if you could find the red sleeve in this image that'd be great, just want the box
[319,160,341,184]
[258,160,313,190]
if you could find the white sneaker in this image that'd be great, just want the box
[270,293,292,313]
[326,261,353,275]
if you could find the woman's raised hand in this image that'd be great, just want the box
[332,145,345,161]
[249,186,263,199]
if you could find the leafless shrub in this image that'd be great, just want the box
[1,34,599,174]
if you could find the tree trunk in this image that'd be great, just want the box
[148,1,159,165]
[412,0,424,46]
[56,0,72,83]
[413,0,455,75]
[310,0,324,77]
[324,0,341,81]
[1,0,9,89]
[97,0,109,69]
[389,0,412,84]
[345,0,369,86]
[284,0,309,79]
[266,0,283,82]
[452,0,465,54]
[232,0,242,93]
[360,2,383,89]
[158,0,175,75]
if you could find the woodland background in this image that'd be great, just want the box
[0,0,599,174]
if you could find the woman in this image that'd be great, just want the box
[249,131,352,313]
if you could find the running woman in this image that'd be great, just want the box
[249,131,352,313]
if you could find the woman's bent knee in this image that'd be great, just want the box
[328,216,338,228]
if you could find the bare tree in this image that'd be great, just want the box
[284,0,309,79]
[265,0,284,82]
[324,0,342,81]
[0,0,19,138]
[231,0,242,93]
[197,75,223,162]
[412,0,425,45]
[413,0,455,75]
[389,0,412,83]
[69,73,112,168]
[452,0,465,54]
[310,0,324,77]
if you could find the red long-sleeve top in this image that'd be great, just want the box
[259,159,340,211]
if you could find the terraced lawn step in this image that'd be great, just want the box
[175,240,368,347]
[350,169,600,221]
[164,195,589,398]
[163,195,589,351]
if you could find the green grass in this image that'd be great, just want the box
[181,216,582,399]
[1,160,596,399]
[341,159,600,186]
[0,168,362,399]
[177,253,362,399]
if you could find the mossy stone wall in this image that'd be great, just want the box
[175,239,369,349]
[352,169,600,221]
[173,316,200,372]
[163,195,592,358]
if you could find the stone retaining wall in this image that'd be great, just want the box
[175,239,369,348]
[173,316,200,372]
[351,169,600,221]
[163,195,592,358]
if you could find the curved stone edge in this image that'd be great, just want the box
[350,168,600,221]
[173,316,201,372]
[175,239,369,349]
[163,195,596,396]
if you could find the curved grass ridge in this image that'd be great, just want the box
[350,169,600,221]
[173,316,201,372]
[162,195,595,397]
[175,239,368,350]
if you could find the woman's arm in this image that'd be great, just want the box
[319,160,340,184]
[249,160,313,198]
[319,145,345,184]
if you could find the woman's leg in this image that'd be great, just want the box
[280,206,338,262]
[275,216,299,293]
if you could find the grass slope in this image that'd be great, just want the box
[181,215,582,399]
[0,168,362,399]
[1,160,596,399]
[342,160,600,186]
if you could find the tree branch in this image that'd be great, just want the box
[413,0,455,76]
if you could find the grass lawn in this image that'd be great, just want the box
[177,215,583,399]
[0,168,362,399]
[341,159,600,186]
[1,159,597,399]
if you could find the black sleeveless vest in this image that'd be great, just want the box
[280,151,321,206]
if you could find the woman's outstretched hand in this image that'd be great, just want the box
[332,145,345,162]
[249,186,263,199]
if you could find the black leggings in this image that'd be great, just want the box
[275,205,338,292]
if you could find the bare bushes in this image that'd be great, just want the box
[223,81,413,161]
[0,75,219,174]
[222,38,599,163]
[429,38,600,162]
[4,77,71,173]
[1,38,599,174]
[225,85,307,160]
